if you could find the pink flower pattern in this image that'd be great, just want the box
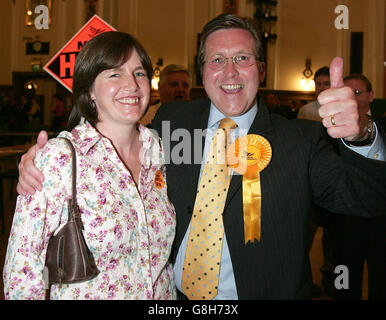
[3,122,176,300]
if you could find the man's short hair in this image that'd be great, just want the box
[159,64,190,87]
[343,73,373,92]
[314,66,329,80]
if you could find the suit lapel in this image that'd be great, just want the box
[176,97,275,216]
[224,98,275,210]
[172,100,210,217]
[189,101,210,202]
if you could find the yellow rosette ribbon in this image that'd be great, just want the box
[227,134,272,243]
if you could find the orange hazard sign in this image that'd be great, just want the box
[44,15,116,92]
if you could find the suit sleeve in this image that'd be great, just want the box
[309,125,386,217]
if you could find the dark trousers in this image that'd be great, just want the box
[309,207,344,294]
[335,215,386,300]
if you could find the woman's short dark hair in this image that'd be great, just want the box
[197,13,263,74]
[68,31,153,130]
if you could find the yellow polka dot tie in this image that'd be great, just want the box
[182,118,237,300]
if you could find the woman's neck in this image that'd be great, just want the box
[95,122,141,161]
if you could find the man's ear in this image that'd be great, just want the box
[258,62,266,83]
[369,90,374,103]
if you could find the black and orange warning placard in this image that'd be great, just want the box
[44,15,116,92]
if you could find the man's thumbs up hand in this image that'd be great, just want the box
[329,56,345,89]
[318,57,367,141]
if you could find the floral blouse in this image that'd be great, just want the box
[3,122,176,300]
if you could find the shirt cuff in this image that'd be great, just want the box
[341,123,385,161]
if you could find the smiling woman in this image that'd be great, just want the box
[69,31,153,129]
[3,31,177,300]
[91,52,150,134]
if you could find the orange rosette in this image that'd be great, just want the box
[227,134,272,243]
[154,170,165,189]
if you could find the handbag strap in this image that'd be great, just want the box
[60,137,81,226]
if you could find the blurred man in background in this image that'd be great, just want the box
[140,64,191,125]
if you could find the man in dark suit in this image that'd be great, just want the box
[16,14,386,299]
[151,14,386,299]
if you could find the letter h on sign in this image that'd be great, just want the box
[60,52,77,79]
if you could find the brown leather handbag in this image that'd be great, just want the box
[45,138,99,287]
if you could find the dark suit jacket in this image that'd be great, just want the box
[150,98,386,299]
